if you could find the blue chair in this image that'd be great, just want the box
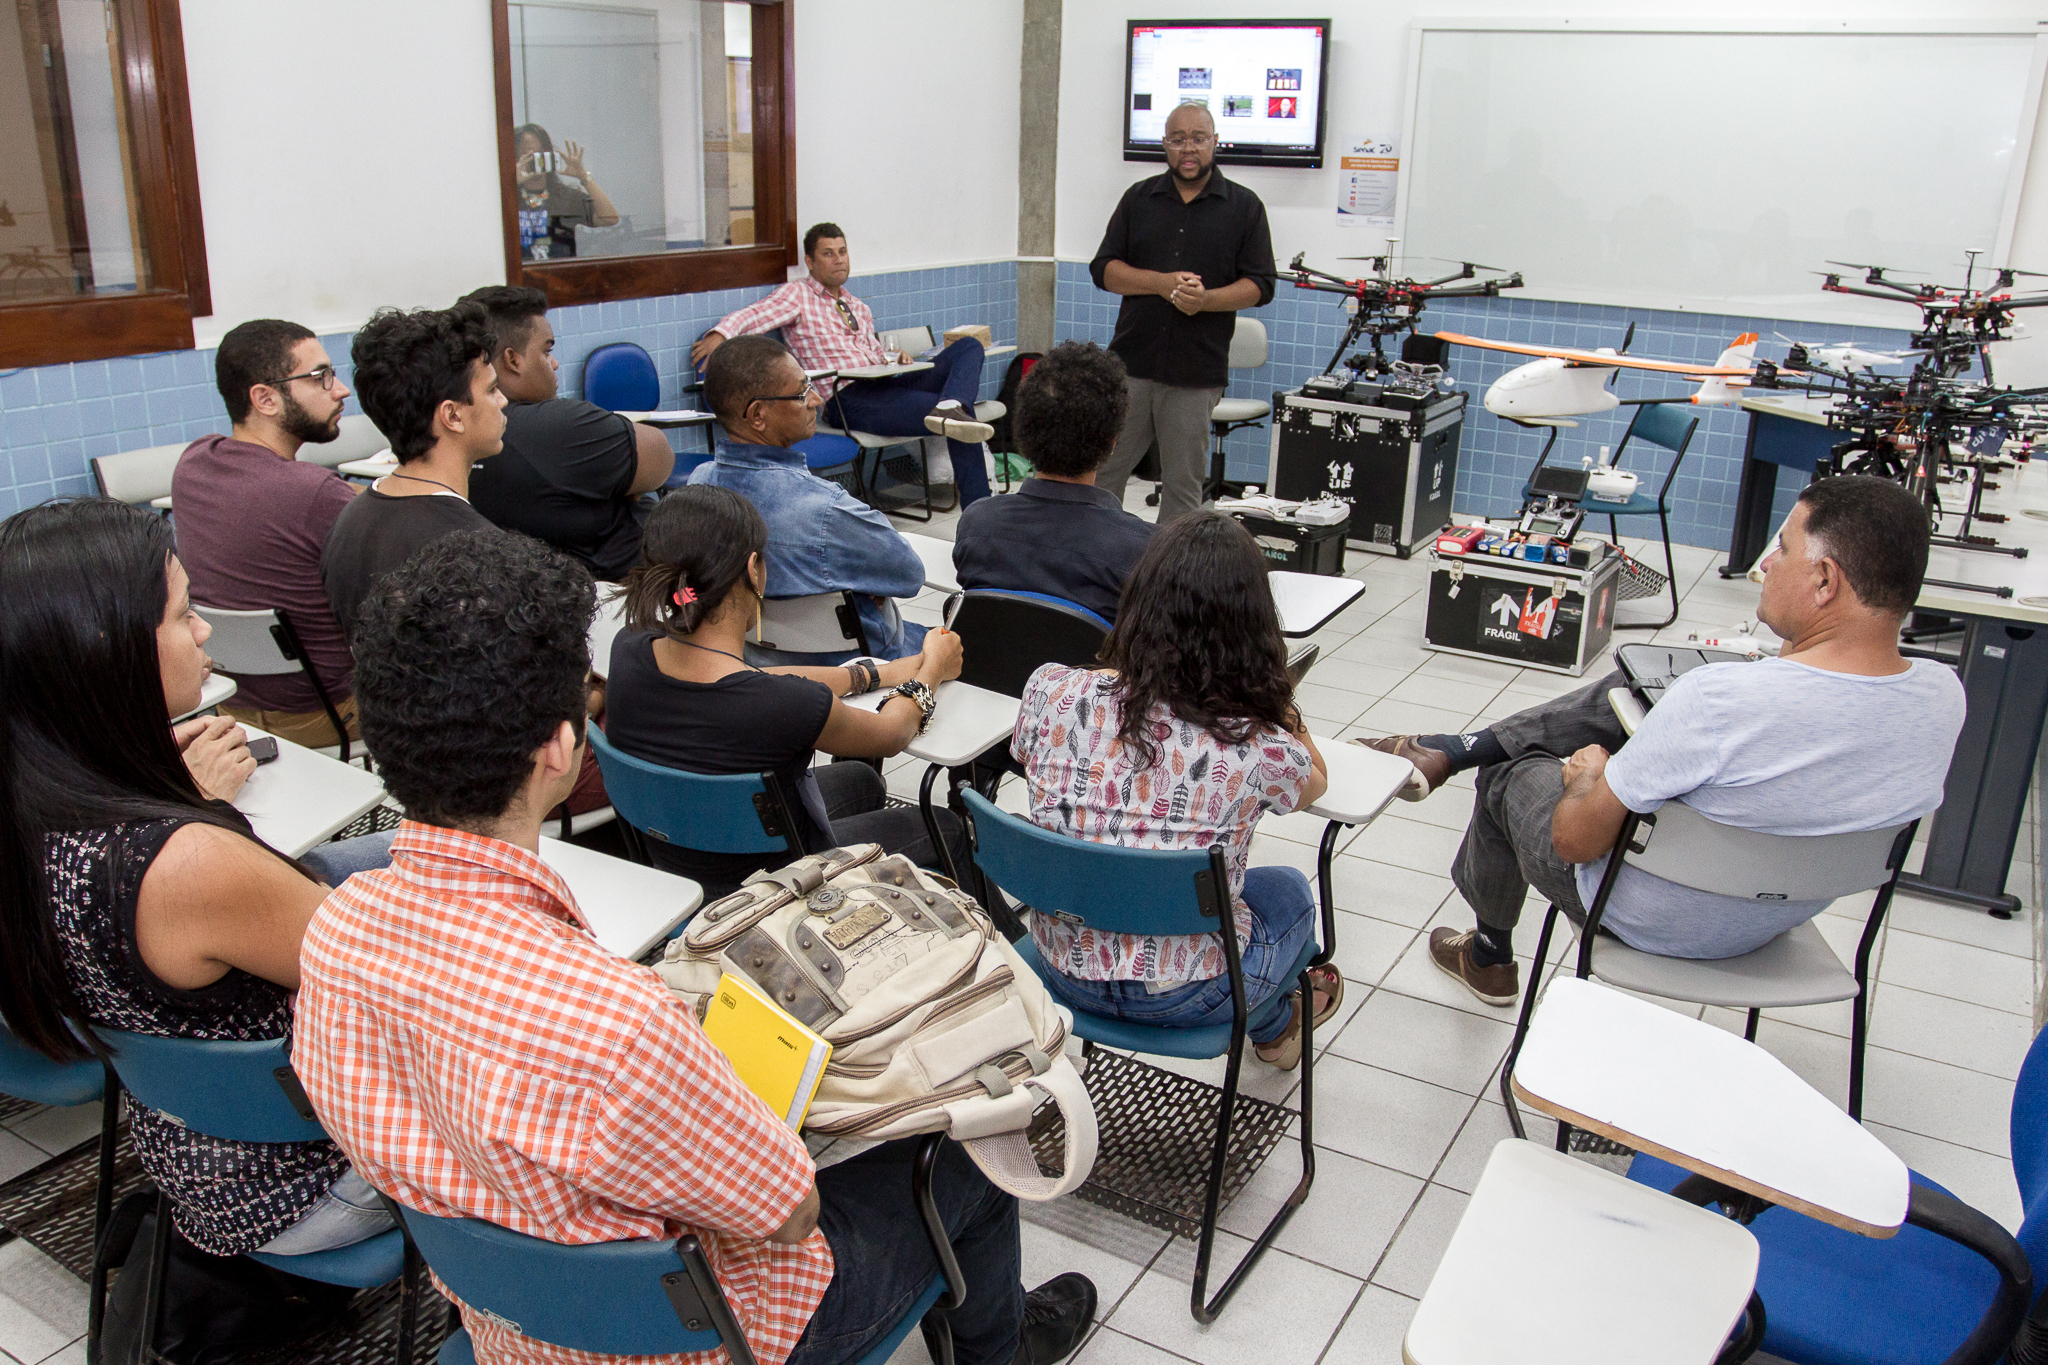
[0,1023,118,1337]
[583,342,661,413]
[1626,1017,2048,1365]
[387,1132,964,1365]
[1524,402,1698,629]
[793,431,869,501]
[959,790,1332,1323]
[587,725,810,877]
[95,1031,414,1362]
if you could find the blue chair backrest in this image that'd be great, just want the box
[986,590,1112,632]
[588,726,796,856]
[0,1020,102,1108]
[2006,1020,2048,1277]
[794,433,861,472]
[392,1205,718,1356]
[584,343,661,413]
[99,1030,327,1144]
[1624,403,1698,456]
[960,790,1226,935]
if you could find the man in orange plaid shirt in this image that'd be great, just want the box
[291,529,1094,1365]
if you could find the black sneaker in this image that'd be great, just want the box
[1010,1272,1097,1365]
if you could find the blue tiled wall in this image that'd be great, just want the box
[0,260,1018,516]
[1055,261,1916,553]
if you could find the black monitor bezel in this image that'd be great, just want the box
[1122,18,1333,170]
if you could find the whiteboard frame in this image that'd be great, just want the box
[1394,18,2048,328]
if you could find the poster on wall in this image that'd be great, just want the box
[1336,137,1400,228]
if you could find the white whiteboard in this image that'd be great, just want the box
[1398,25,2046,329]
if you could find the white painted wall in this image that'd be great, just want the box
[175,0,1022,347]
[179,0,505,346]
[792,0,1022,275]
[1055,0,2048,385]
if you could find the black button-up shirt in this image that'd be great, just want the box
[1089,169,1277,390]
[952,478,1157,624]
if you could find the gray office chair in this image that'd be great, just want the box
[816,325,1005,521]
[90,443,184,513]
[750,590,875,658]
[1206,316,1271,501]
[1502,799,1917,1136]
[192,604,359,765]
[295,414,389,470]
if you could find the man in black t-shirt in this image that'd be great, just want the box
[461,286,675,581]
[323,304,507,640]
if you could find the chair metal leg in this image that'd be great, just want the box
[1656,508,1680,629]
[87,1073,119,1353]
[1190,962,1317,1323]
[140,1189,175,1365]
[912,1134,967,1313]
[1499,905,1561,1141]
[396,1235,421,1365]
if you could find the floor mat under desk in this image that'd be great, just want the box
[1027,1049,1295,1239]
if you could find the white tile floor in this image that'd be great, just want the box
[0,485,2033,1365]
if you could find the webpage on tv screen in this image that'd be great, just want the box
[1129,25,1322,149]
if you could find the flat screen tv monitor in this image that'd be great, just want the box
[1124,19,1331,170]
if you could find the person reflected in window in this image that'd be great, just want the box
[513,123,619,261]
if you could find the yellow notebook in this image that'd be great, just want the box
[700,973,833,1130]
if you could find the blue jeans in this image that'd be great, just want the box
[826,339,992,507]
[300,830,396,888]
[1039,865,1318,1046]
[788,1137,1022,1365]
[253,1169,395,1255]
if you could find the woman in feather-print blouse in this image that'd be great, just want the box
[1011,513,1341,1070]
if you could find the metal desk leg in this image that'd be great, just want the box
[1903,616,2048,917]
[918,764,960,884]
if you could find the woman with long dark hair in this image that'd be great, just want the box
[0,499,392,1257]
[1011,513,1339,1069]
[605,484,970,897]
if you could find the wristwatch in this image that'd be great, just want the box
[889,679,937,734]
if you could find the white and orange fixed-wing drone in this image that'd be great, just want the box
[1429,328,1768,425]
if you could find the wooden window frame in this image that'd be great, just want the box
[491,0,798,308]
[0,0,210,368]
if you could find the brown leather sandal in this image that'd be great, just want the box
[1254,964,1345,1071]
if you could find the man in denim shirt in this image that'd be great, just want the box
[692,336,926,662]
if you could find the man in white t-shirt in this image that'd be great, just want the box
[1363,474,1965,1006]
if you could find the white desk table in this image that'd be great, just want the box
[1512,976,1910,1237]
[835,362,935,382]
[1404,1139,1758,1365]
[540,836,703,961]
[1270,571,1365,637]
[616,409,717,431]
[1608,688,1646,736]
[173,672,240,723]
[900,532,961,594]
[338,457,397,480]
[232,726,388,858]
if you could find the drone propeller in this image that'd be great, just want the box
[1824,260,1923,276]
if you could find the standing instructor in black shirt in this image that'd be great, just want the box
[1090,102,1276,525]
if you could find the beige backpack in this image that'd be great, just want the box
[653,844,1096,1201]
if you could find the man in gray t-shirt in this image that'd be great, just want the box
[1354,475,1965,1007]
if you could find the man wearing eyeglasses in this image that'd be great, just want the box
[691,335,928,664]
[691,221,996,508]
[170,319,363,750]
[1091,102,1277,525]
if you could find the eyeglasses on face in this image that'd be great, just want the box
[1163,133,1216,150]
[271,365,341,391]
[748,390,813,410]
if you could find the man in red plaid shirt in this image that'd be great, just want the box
[691,222,997,507]
[292,529,1095,1365]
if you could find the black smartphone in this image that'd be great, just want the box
[247,736,280,765]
